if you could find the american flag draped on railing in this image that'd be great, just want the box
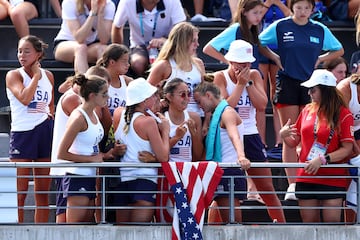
[160,161,223,240]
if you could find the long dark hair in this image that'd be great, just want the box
[73,74,107,101]
[315,85,347,131]
[232,0,265,45]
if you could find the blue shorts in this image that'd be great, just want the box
[215,168,247,200]
[354,129,360,141]
[273,74,310,106]
[62,174,97,200]
[258,49,279,65]
[54,178,67,215]
[9,118,53,159]
[112,179,157,206]
[244,134,267,162]
[296,182,346,200]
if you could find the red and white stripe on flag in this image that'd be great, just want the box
[159,161,223,240]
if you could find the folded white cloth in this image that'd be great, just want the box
[190,14,226,22]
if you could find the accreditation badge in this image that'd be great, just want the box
[307,142,326,161]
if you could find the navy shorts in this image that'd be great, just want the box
[54,178,67,215]
[112,179,157,206]
[215,168,247,200]
[296,182,346,200]
[273,74,310,106]
[354,129,360,141]
[62,174,97,200]
[244,134,267,162]
[259,54,275,65]
[9,118,53,159]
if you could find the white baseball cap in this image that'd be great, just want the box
[224,40,256,63]
[301,69,337,88]
[126,78,158,106]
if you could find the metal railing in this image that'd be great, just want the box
[0,158,359,225]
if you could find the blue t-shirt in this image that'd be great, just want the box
[208,23,260,69]
[261,0,287,50]
[262,0,287,28]
[259,17,343,81]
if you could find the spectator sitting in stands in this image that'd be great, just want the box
[8,0,40,38]
[327,0,360,21]
[184,0,208,21]
[0,0,10,20]
[111,0,186,78]
[7,0,62,38]
[53,0,115,74]
[349,8,360,75]
[49,0,62,18]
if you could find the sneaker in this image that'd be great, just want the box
[190,14,208,22]
[247,192,265,204]
[284,183,298,201]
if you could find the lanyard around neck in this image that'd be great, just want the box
[139,11,160,41]
[313,114,334,149]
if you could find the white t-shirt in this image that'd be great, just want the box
[113,0,186,48]
[55,0,115,44]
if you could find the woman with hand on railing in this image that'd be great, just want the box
[6,35,55,223]
[211,40,286,223]
[53,0,115,73]
[280,69,354,223]
[112,78,170,224]
[57,74,109,223]
[193,81,251,224]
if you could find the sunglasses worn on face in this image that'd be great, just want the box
[97,92,109,98]
[176,91,191,98]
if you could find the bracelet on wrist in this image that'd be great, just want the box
[319,155,326,165]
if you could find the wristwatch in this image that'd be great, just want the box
[325,154,331,164]
[246,80,254,87]
[89,11,97,17]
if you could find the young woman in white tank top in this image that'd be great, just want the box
[57,74,108,223]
